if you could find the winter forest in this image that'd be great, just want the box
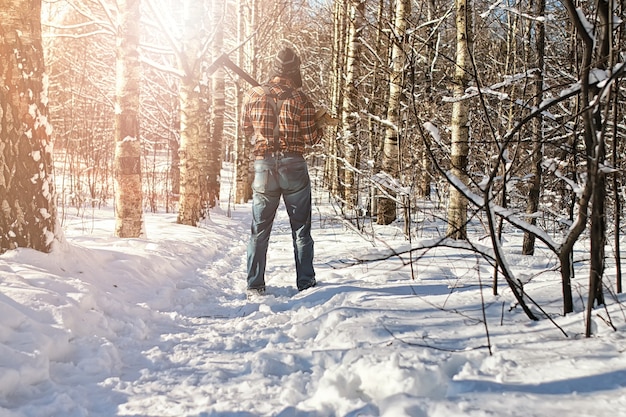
[2,0,626,414]
[2,0,626,351]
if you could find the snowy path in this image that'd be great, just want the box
[4,195,626,416]
[91,202,472,416]
[91,204,619,417]
[104,204,411,416]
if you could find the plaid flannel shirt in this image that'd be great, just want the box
[242,77,322,156]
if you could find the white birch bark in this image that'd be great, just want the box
[234,0,256,204]
[176,0,205,226]
[378,0,410,225]
[114,0,143,237]
[446,0,472,239]
[209,0,225,209]
[325,0,348,198]
[342,0,364,210]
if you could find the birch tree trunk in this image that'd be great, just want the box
[208,0,225,209]
[326,0,348,198]
[114,0,143,238]
[168,137,180,211]
[446,0,472,240]
[378,0,410,225]
[366,0,386,215]
[0,0,58,253]
[167,94,180,213]
[418,0,437,199]
[198,82,210,219]
[324,0,348,198]
[177,0,205,226]
[342,0,364,210]
[234,0,256,204]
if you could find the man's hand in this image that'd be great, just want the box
[315,108,340,127]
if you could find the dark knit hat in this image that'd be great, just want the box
[271,47,302,87]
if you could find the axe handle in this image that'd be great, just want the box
[207,54,259,87]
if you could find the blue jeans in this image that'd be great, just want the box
[246,154,315,291]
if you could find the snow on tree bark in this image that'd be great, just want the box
[114,0,143,238]
[325,0,347,199]
[0,0,58,254]
[177,78,203,226]
[176,0,205,226]
[208,0,225,209]
[234,0,256,205]
[378,0,410,225]
[446,0,472,240]
[341,0,364,211]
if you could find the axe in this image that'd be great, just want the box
[206,53,339,127]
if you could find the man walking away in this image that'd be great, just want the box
[241,47,326,295]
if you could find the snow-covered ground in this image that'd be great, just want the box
[2,167,626,416]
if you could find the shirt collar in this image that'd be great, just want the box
[270,76,295,88]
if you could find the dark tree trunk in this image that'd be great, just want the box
[0,0,58,254]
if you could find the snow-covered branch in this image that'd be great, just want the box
[442,69,540,103]
[444,171,559,252]
[139,54,184,78]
